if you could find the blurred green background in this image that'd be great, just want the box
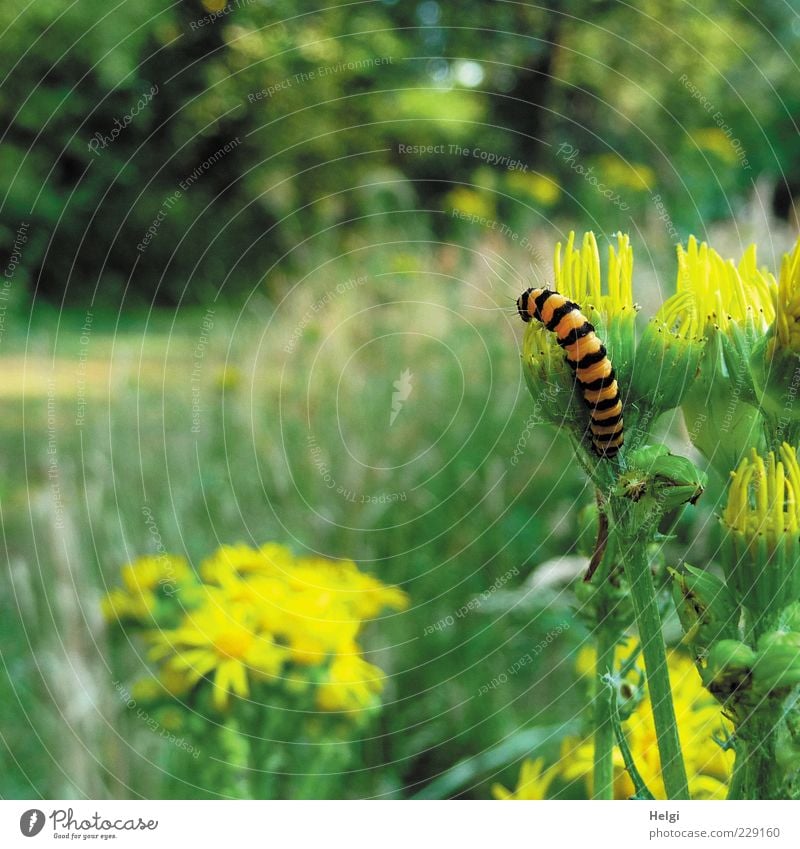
[1,0,799,799]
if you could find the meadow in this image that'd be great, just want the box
[1,232,591,798]
[5,195,800,800]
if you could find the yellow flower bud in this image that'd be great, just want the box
[721,444,800,621]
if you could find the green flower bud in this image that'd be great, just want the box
[574,577,634,635]
[721,444,800,623]
[702,639,756,707]
[670,564,739,653]
[631,292,703,429]
[751,342,800,419]
[614,444,706,511]
[752,237,800,443]
[681,331,765,477]
[779,601,800,633]
[520,319,581,429]
[753,631,800,693]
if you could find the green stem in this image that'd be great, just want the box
[621,538,690,799]
[728,719,784,800]
[593,628,616,799]
[726,738,747,800]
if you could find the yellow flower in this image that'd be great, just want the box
[593,154,655,192]
[148,599,287,710]
[722,443,800,544]
[651,291,701,343]
[102,586,154,621]
[506,171,561,205]
[718,443,800,621]
[315,654,385,713]
[101,555,191,622]
[275,589,361,666]
[553,231,635,322]
[691,128,740,166]
[771,236,800,355]
[290,556,410,619]
[558,646,732,799]
[214,554,408,666]
[445,186,495,220]
[121,554,191,592]
[491,757,559,800]
[108,541,407,717]
[666,236,776,336]
[200,542,293,584]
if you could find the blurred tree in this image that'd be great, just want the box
[0,0,796,305]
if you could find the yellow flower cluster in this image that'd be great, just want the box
[103,543,408,713]
[493,643,732,800]
[658,236,776,339]
[101,554,192,621]
[723,443,800,543]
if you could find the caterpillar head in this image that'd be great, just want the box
[517,287,544,323]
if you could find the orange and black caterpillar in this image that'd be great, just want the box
[517,287,624,458]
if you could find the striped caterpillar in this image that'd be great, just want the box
[517,287,624,458]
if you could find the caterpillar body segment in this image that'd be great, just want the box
[517,287,624,458]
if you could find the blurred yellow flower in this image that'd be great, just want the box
[445,186,495,220]
[149,599,287,710]
[691,128,739,165]
[200,542,294,583]
[491,757,559,800]
[315,654,385,713]
[101,554,191,622]
[506,171,561,206]
[497,645,732,800]
[106,542,408,717]
[593,154,655,192]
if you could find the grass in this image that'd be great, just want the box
[0,233,715,798]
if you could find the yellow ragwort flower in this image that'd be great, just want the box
[208,553,408,666]
[722,443,800,544]
[514,646,732,800]
[691,128,740,166]
[670,236,776,335]
[506,171,561,206]
[200,542,294,583]
[315,654,386,713]
[148,598,287,710]
[553,231,635,321]
[491,757,560,800]
[110,542,408,716]
[101,554,192,622]
[593,154,655,192]
[771,236,800,355]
